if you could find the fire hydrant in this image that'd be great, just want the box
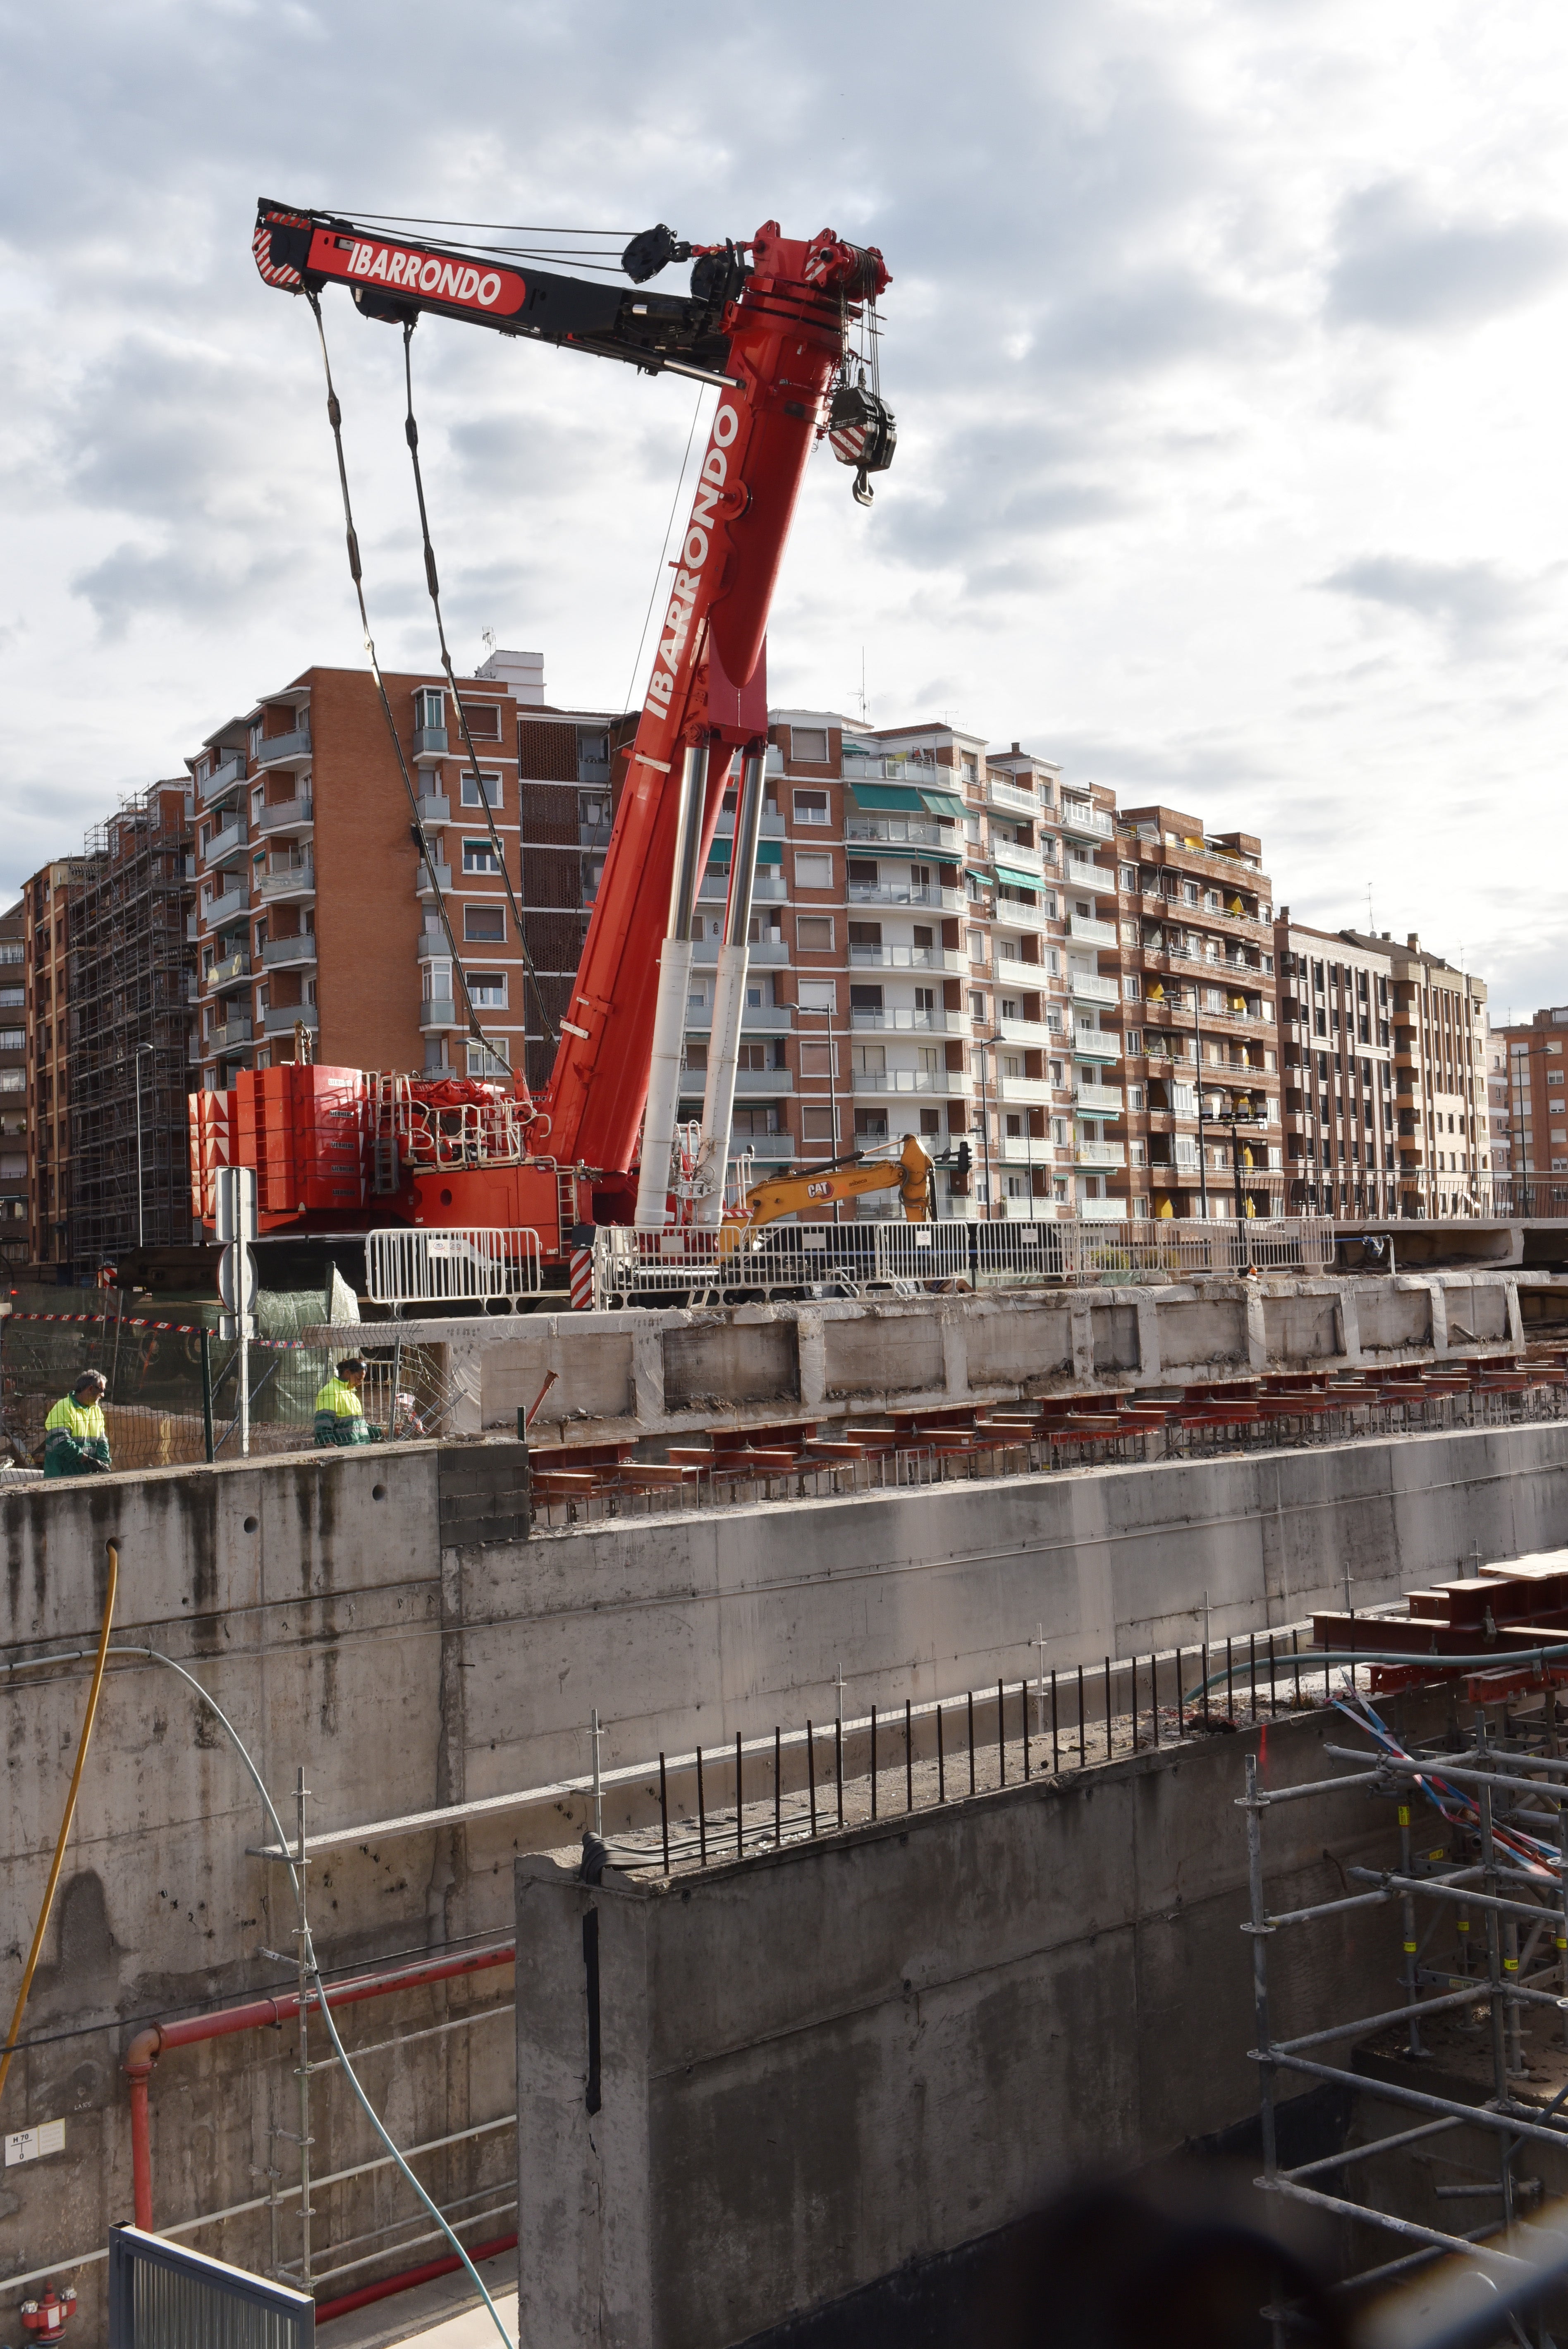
[20,2288,76,2335]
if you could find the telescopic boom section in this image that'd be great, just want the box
[254,203,890,1182]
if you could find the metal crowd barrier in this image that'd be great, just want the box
[108,2225,313,2349]
[591,1216,1335,1308]
[364,1225,543,1313]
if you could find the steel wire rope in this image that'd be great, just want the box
[0,1540,118,2109]
[11,1634,513,2344]
[303,289,496,1069]
[399,322,557,1056]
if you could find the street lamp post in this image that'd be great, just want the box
[134,1042,155,1248]
[979,1031,1003,1221]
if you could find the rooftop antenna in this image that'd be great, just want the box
[856,647,869,726]
[1366,880,1374,934]
[481,627,496,654]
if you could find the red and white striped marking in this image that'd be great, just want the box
[569,1249,595,1311]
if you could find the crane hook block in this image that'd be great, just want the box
[829,381,896,504]
[621,225,692,284]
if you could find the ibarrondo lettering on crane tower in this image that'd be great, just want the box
[645,400,743,718]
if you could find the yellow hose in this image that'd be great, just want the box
[0,1538,119,2108]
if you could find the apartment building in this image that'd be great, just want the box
[0,900,25,1264]
[69,782,197,1264]
[1487,1032,1512,1178]
[1493,1005,1568,1200]
[189,651,621,1101]
[1105,809,1281,1222]
[676,713,1086,1217]
[23,854,100,1275]
[1274,921,1396,1217]
[1369,933,1489,1215]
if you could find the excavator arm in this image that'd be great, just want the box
[730,1134,934,1239]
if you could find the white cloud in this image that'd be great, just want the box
[0,0,1565,1017]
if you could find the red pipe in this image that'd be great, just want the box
[124,1940,514,2231]
[315,2231,517,2325]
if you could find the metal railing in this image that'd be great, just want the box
[364,1225,544,1313]
[590,1214,1336,1306]
[108,2226,313,2349]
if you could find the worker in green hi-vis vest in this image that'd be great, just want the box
[313,1356,384,1447]
[43,1372,113,1477]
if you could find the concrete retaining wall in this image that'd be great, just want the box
[311,1268,1562,1445]
[513,1698,1443,2349]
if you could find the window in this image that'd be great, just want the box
[793,789,829,825]
[968,929,987,963]
[795,852,833,888]
[855,1108,889,1140]
[800,1042,834,1076]
[1000,997,1019,1021]
[790,727,829,764]
[848,921,882,949]
[797,916,834,950]
[1123,1029,1141,1055]
[0,987,21,1010]
[802,1105,835,1142]
[464,905,504,942]
[1120,865,1136,890]
[849,984,884,1012]
[1182,882,1199,905]
[0,1029,21,1050]
[461,773,503,808]
[855,1044,887,1075]
[457,699,502,740]
[467,1041,508,1077]
[463,839,501,874]
[683,1039,708,1073]
[969,990,986,1018]
[798,980,836,1010]
[414,687,443,731]
[468,973,507,1008]
[738,1043,769,1072]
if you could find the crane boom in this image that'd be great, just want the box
[221,202,894,1276]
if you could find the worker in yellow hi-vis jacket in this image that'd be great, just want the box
[313,1356,383,1447]
[43,1372,112,1477]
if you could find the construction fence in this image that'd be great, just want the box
[591,1213,1336,1308]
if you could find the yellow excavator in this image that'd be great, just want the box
[719,1132,936,1252]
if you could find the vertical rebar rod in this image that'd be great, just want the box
[1291,1627,1300,1704]
[199,1328,215,1464]
[736,1730,743,1860]
[1559,1796,1568,2048]
[1202,1642,1210,1726]
[590,1707,603,1837]
[1475,1716,1514,2226]
[774,1727,782,1847]
[659,1752,669,1874]
[997,1679,1006,1786]
[294,1767,312,2290]
[968,1691,976,1794]
[870,1705,879,1819]
[807,1720,817,1837]
[1176,1648,1184,1739]
[1152,1654,1160,1746]
[937,1703,946,1802]
[1104,1657,1112,1756]
[1243,1753,1277,2179]
[1077,1664,1086,1766]
[1267,1632,1276,1716]
[1398,1799,1421,2058]
[1131,1657,1140,1753]
[1249,1633,1257,1722]
[697,1746,708,1866]
[1051,1670,1059,1772]
[835,1716,844,1828]
[1022,1681,1030,1780]
[1226,1636,1234,1719]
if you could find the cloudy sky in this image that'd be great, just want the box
[2,0,1565,1016]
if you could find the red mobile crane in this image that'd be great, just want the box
[189,202,893,1281]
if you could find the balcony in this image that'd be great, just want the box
[1075,1082,1123,1115]
[1075,1139,1126,1169]
[419,998,459,1031]
[731,1132,794,1162]
[849,945,965,973]
[204,950,251,994]
[695,936,789,967]
[990,840,1044,876]
[254,723,311,770]
[1060,798,1115,842]
[415,861,454,899]
[1079,1197,1128,1222]
[849,1008,960,1034]
[207,1014,253,1053]
[263,934,317,970]
[1073,1027,1120,1063]
[732,1066,794,1092]
[1070,969,1118,1004]
[198,752,247,808]
[992,1074,1052,1105]
[201,817,246,870]
[997,1016,1055,1049]
[985,776,1038,818]
[844,817,945,847]
[202,883,249,929]
[263,1004,319,1039]
[257,861,316,905]
[257,794,314,839]
[850,1067,952,1095]
[847,882,962,911]
[416,793,451,828]
[713,809,787,839]
[1066,913,1117,948]
[413,725,449,760]
[1065,858,1117,898]
[698,873,789,904]
[990,896,1053,933]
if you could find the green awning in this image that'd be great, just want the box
[993,862,1039,892]
[705,837,784,869]
[849,783,927,813]
[919,790,966,820]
